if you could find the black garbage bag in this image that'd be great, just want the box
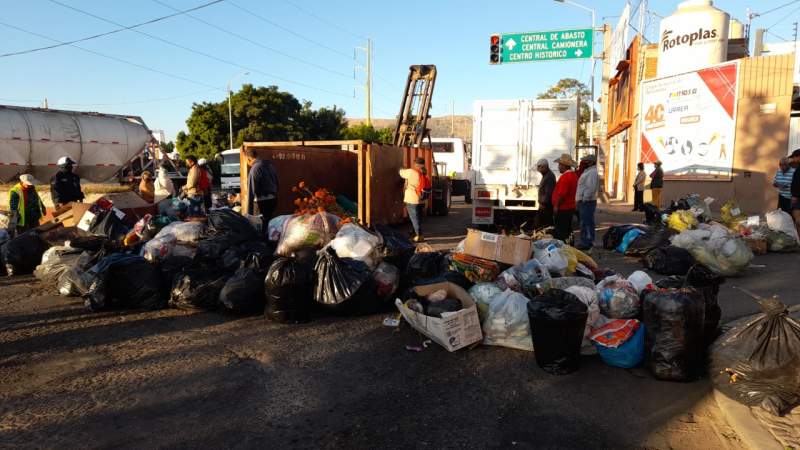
[527,289,589,375]
[88,209,129,242]
[197,233,245,260]
[207,208,259,240]
[169,268,229,310]
[220,255,267,314]
[643,246,696,275]
[643,288,705,381]
[219,241,272,273]
[314,247,379,315]
[39,226,89,246]
[292,246,320,267]
[655,265,723,346]
[603,224,649,250]
[643,203,663,226]
[624,227,675,256]
[66,235,115,253]
[711,299,800,416]
[265,257,315,323]
[156,255,194,297]
[86,254,164,311]
[374,224,415,271]
[1,231,50,276]
[404,252,448,286]
[414,270,474,291]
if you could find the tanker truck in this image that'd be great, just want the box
[0,104,153,184]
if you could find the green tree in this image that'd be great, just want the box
[176,84,347,160]
[159,140,175,154]
[537,78,596,145]
[342,123,395,144]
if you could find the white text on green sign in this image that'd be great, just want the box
[499,28,593,63]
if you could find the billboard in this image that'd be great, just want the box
[639,62,738,180]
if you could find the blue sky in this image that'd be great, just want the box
[1,0,798,141]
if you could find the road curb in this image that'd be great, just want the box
[712,389,783,450]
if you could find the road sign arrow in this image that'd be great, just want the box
[505,38,517,51]
[574,49,583,57]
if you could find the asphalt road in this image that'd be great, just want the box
[3,201,794,449]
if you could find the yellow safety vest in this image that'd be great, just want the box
[9,183,45,227]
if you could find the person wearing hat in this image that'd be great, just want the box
[649,160,664,208]
[50,156,84,208]
[551,153,578,242]
[535,158,556,229]
[198,158,214,211]
[399,157,431,242]
[575,153,599,250]
[139,171,155,203]
[9,174,45,235]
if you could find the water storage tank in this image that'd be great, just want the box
[729,19,744,39]
[657,0,730,77]
[0,105,151,183]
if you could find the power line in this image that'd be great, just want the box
[766,29,792,41]
[0,21,222,91]
[0,0,223,58]
[45,0,351,97]
[766,3,800,30]
[226,0,353,60]
[760,0,800,17]
[283,0,367,41]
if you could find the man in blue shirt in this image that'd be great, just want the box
[773,157,795,214]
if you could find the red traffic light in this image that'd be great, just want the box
[490,35,500,45]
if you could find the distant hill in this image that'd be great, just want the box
[347,115,472,143]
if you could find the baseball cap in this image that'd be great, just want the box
[536,158,549,167]
[198,158,207,166]
[581,154,597,163]
[791,149,800,158]
[414,157,425,165]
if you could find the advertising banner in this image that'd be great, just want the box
[640,62,738,180]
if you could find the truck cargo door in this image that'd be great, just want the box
[531,99,578,178]
[472,101,520,186]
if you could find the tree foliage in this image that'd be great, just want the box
[159,141,175,154]
[537,78,596,145]
[341,123,394,144]
[176,84,347,160]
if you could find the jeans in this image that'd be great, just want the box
[406,203,423,236]
[578,200,597,248]
[633,189,644,211]
[553,209,574,242]
[778,196,792,215]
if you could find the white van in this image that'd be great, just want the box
[219,149,241,191]
[425,137,471,202]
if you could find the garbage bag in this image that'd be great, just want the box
[87,209,129,242]
[643,288,705,381]
[595,275,641,319]
[155,220,205,243]
[314,247,379,314]
[141,233,177,263]
[527,289,589,375]
[544,276,596,292]
[196,233,244,260]
[564,246,598,270]
[404,252,448,286]
[156,255,194,295]
[643,203,664,226]
[766,230,800,252]
[533,242,569,277]
[86,254,164,311]
[765,209,799,243]
[469,282,503,322]
[710,298,800,416]
[219,241,273,273]
[373,262,400,300]
[573,263,596,282]
[497,259,551,293]
[65,235,113,253]
[449,253,501,283]
[694,237,754,277]
[616,228,645,253]
[591,319,645,369]
[603,224,648,250]
[624,227,676,257]
[264,257,314,323]
[2,231,50,276]
[413,270,474,291]
[219,255,266,313]
[169,268,229,310]
[329,223,383,269]
[655,265,723,346]
[721,200,746,228]
[207,208,259,240]
[482,289,533,351]
[667,210,698,232]
[564,285,601,349]
[268,215,293,242]
[34,246,91,283]
[627,270,654,294]
[276,212,340,256]
[643,246,695,275]
[374,224,415,271]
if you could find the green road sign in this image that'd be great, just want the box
[491,28,593,64]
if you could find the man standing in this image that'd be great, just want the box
[198,158,214,211]
[790,149,800,233]
[536,159,556,230]
[633,163,646,212]
[181,155,204,215]
[9,174,45,236]
[245,148,279,221]
[399,157,431,243]
[649,161,664,208]
[773,157,794,214]
[551,154,578,242]
[575,154,599,250]
[50,156,84,208]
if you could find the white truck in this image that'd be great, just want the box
[471,98,578,227]
[426,137,471,203]
[218,149,241,192]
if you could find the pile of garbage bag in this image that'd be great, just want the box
[670,224,753,277]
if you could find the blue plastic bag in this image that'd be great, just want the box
[595,323,645,369]
[616,228,646,253]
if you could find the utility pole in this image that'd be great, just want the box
[794,22,798,51]
[450,98,455,137]
[356,39,372,126]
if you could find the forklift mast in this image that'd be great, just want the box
[393,65,437,148]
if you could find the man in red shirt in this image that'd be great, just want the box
[551,154,578,242]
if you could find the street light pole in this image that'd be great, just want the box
[227,71,249,151]
[555,0,596,146]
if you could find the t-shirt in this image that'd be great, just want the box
[773,167,795,199]
[399,168,422,204]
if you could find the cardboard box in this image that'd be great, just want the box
[463,228,534,266]
[49,202,91,227]
[395,282,483,352]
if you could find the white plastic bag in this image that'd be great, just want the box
[766,209,799,243]
[276,212,340,256]
[267,215,292,242]
[595,275,640,319]
[329,223,382,269]
[155,221,205,243]
[482,289,533,351]
[373,262,400,299]
[141,233,177,262]
[533,242,568,277]
[627,270,654,294]
[469,282,503,322]
[564,285,601,349]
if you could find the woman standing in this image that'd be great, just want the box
[633,163,646,211]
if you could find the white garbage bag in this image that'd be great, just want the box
[276,212,340,256]
[268,215,293,242]
[141,233,177,262]
[482,289,533,351]
[329,223,382,269]
[155,221,205,243]
[533,242,569,277]
[627,270,654,294]
[766,209,799,243]
[564,285,602,349]
[595,275,640,319]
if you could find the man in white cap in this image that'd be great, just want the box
[535,158,556,229]
[9,174,45,235]
[575,153,599,250]
[50,156,84,208]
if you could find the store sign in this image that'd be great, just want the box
[639,62,738,180]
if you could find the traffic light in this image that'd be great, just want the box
[490,34,501,64]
